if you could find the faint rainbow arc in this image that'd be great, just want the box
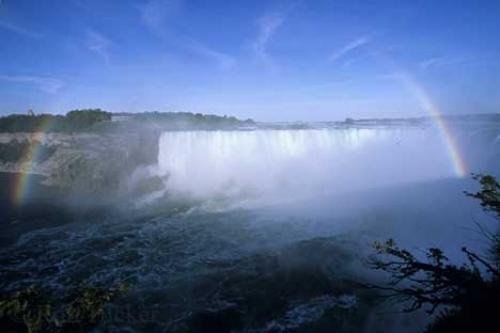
[11,73,469,204]
[12,117,54,205]
[394,72,468,177]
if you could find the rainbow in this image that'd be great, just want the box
[10,78,469,204]
[393,72,468,178]
[11,117,55,205]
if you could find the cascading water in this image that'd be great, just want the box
[157,126,454,198]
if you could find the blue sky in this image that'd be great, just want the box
[0,0,499,121]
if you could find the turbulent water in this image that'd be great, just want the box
[1,121,499,332]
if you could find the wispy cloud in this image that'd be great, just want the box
[137,0,182,34]
[329,36,370,63]
[0,75,64,94]
[419,56,481,70]
[137,0,235,70]
[0,20,43,38]
[252,12,285,68]
[419,57,442,70]
[188,40,236,70]
[85,29,112,63]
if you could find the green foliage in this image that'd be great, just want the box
[0,286,51,333]
[370,239,495,314]
[65,109,111,131]
[369,174,500,332]
[0,114,62,133]
[465,174,500,218]
[128,111,255,129]
[65,283,128,325]
[466,174,500,266]
[0,110,253,132]
[0,283,127,333]
[0,109,111,133]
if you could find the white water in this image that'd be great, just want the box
[157,127,454,198]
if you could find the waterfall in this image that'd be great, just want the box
[157,128,453,198]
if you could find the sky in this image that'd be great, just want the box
[0,0,499,121]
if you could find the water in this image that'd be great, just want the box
[157,127,454,199]
[0,122,498,332]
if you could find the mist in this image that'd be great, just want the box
[0,114,498,333]
[2,0,500,330]
[157,126,453,199]
[150,120,497,255]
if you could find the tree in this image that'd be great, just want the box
[368,174,500,332]
[65,109,111,131]
[0,109,111,132]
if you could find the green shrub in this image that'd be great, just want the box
[0,109,111,133]
[368,174,500,332]
[0,283,127,333]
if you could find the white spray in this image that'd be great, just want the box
[157,127,454,199]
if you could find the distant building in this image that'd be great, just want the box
[111,113,132,122]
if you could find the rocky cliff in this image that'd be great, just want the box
[0,131,160,196]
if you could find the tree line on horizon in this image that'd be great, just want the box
[0,110,254,132]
